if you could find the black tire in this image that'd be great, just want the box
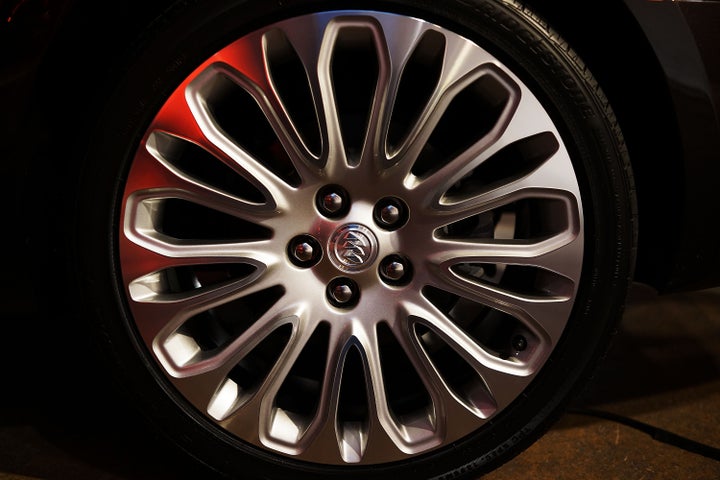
[67,1,636,479]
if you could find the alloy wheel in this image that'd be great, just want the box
[119,10,583,465]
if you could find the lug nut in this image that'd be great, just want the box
[322,192,343,214]
[374,197,408,230]
[380,205,400,225]
[327,277,359,308]
[293,242,314,263]
[379,255,412,285]
[331,284,354,304]
[382,261,405,281]
[288,235,322,267]
[317,185,350,218]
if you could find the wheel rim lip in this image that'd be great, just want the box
[117,9,584,465]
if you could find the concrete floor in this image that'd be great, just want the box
[1,284,719,479]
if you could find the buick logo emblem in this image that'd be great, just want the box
[329,224,378,272]
[339,231,371,265]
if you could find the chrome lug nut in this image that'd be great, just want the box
[322,192,343,214]
[379,205,400,225]
[317,185,350,218]
[293,242,314,263]
[331,284,354,304]
[382,261,405,281]
[327,277,359,308]
[374,197,408,230]
[379,255,412,285]
[288,235,322,268]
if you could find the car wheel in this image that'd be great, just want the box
[70,0,636,478]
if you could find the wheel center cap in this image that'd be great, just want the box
[328,224,378,272]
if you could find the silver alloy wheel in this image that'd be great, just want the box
[119,11,583,465]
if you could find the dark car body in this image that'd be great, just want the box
[2,0,719,317]
[1,1,719,479]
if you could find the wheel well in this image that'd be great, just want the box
[522,0,684,288]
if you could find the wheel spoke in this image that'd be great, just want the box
[402,297,521,374]
[127,142,274,214]
[407,79,558,203]
[404,298,535,406]
[355,324,441,454]
[220,36,324,182]
[131,263,283,339]
[183,64,311,199]
[257,322,323,451]
[123,231,276,270]
[125,188,277,237]
[280,16,349,176]
[426,263,570,343]
[426,229,581,281]
[147,80,293,209]
[387,314,482,439]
